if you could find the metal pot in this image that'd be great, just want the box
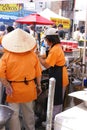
[0,105,14,129]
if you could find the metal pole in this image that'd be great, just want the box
[46,77,56,130]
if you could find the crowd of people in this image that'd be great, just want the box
[0,21,86,130]
[0,21,72,130]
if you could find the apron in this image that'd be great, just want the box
[49,65,63,105]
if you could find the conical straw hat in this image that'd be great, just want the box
[2,28,36,53]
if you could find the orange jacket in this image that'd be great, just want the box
[45,44,69,87]
[0,50,42,103]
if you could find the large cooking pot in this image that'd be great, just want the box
[0,105,14,129]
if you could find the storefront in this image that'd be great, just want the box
[0,4,36,25]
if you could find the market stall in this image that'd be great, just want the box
[16,13,54,38]
[61,40,78,52]
[39,8,70,29]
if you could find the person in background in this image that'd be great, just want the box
[38,28,69,128]
[73,27,80,41]
[23,28,30,33]
[0,25,14,56]
[29,25,35,36]
[0,28,42,130]
[6,26,14,33]
[52,23,57,29]
[58,24,65,39]
[12,22,18,29]
[0,24,6,55]
[23,25,30,34]
[79,26,85,41]
[0,24,6,44]
[28,25,40,50]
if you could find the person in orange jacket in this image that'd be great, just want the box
[0,28,42,130]
[38,28,69,128]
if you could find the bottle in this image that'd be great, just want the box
[84,77,87,88]
[65,57,69,67]
[40,46,46,56]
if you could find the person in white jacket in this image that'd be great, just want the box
[73,27,80,41]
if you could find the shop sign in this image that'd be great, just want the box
[0,4,23,12]
[50,17,70,29]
